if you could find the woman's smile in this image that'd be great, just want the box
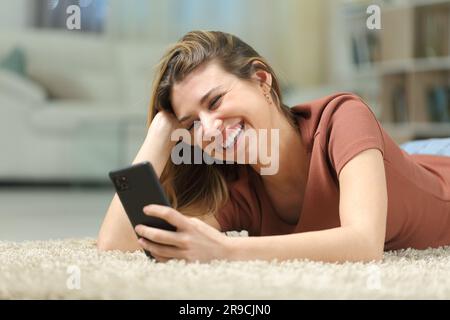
[222,121,244,150]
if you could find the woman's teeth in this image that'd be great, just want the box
[222,123,244,149]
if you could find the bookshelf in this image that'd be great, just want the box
[336,0,450,144]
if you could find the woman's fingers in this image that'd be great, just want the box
[138,237,184,260]
[142,204,191,231]
[146,247,173,263]
[145,247,173,263]
[152,254,172,263]
[135,224,188,248]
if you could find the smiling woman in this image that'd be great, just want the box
[148,31,300,218]
[97,30,450,264]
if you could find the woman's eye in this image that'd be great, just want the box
[186,94,224,130]
[209,94,223,110]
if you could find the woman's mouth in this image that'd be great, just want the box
[222,121,244,150]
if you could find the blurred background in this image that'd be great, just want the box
[1,0,450,241]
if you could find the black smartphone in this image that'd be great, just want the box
[108,161,177,259]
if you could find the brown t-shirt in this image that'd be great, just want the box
[216,92,450,251]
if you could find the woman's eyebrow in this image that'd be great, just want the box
[177,85,223,123]
[200,85,222,105]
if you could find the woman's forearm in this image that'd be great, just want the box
[225,226,383,263]
[131,134,173,176]
[97,135,173,251]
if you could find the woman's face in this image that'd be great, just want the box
[170,60,279,164]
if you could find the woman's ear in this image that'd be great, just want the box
[250,61,272,92]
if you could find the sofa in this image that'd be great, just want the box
[0,29,170,182]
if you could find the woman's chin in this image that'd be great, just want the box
[209,143,254,164]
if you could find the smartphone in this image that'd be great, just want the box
[108,161,177,259]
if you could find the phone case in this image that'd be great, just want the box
[108,161,177,259]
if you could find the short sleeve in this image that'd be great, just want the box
[326,97,385,178]
[215,174,261,235]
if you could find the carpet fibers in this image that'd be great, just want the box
[1,232,450,299]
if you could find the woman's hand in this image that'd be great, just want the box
[137,110,182,177]
[146,110,180,142]
[134,204,231,263]
[145,110,181,154]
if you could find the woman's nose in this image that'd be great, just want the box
[199,112,223,139]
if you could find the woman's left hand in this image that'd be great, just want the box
[135,204,231,263]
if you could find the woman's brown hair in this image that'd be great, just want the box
[147,30,296,218]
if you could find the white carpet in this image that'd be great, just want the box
[1,232,450,299]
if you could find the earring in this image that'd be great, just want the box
[264,93,272,104]
[260,83,272,104]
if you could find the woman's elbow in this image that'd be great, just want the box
[361,243,384,263]
[96,234,125,252]
[349,228,385,263]
[96,233,142,253]
[363,251,384,263]
[96,236,115,252]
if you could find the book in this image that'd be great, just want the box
[392,85,409,123]
[426,85,450,122]
[417,5,450,58]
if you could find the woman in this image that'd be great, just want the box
[98,31,450,263]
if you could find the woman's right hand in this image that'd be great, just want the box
[146,110,181,145]
[137,110,182,177]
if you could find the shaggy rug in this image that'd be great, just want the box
[1,231,450,299]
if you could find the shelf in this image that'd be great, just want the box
[382,122,450,143]
[348,56,450,80]
[337,0,450,134]
[342,0,450,17]
[393,0,450,10]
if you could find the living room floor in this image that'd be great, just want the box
[2,187,450,299]
[0,188,113,241]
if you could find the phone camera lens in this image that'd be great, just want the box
[114,176,129,191]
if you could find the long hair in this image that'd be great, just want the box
[147,30,297,218]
